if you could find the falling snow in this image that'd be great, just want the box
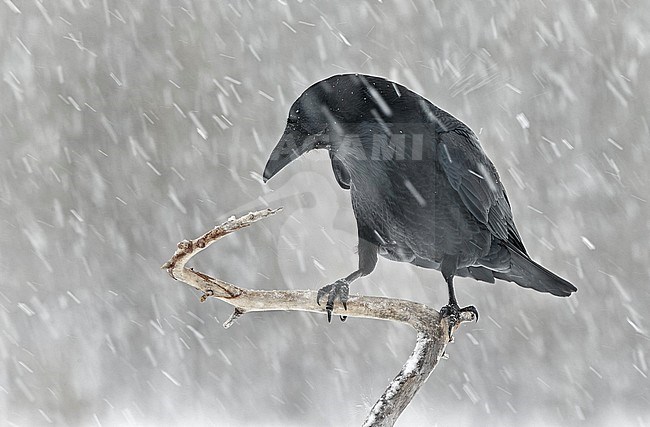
[1,1,649,426]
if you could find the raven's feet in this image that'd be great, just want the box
[316,279,350,323]
[440,303,479,340]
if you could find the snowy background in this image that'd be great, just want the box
[2,1,649,425]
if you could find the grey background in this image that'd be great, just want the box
[1,1,649,425]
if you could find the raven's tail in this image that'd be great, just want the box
[494,247,577,296]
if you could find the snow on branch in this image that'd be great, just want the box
[162,208,474,426]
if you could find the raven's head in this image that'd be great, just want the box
[263,74,402,182]
[262,80,341,182]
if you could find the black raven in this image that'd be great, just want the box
[263,74,576,328]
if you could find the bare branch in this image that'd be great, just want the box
[162,208,474,426]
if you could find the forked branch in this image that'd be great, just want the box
[162,208,473,426]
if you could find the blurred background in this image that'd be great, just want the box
[1,1,649,425]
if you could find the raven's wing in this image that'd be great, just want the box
[330,152,351,190]
[438,128,526,253]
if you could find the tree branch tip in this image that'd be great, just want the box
[265,206,283,214]
[243,207,283,222]
[225,207,282,224]
[223,307,245,329]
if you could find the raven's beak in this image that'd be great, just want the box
[263,125,314,182]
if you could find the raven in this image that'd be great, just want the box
[263,74,576,329]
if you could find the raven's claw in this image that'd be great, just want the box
[316,279,350,323]
[440,303,479,340]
